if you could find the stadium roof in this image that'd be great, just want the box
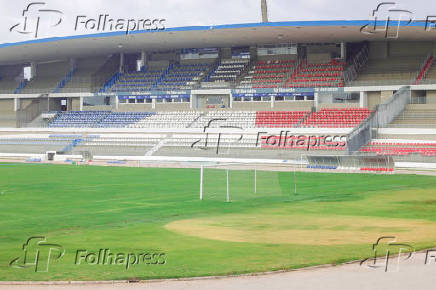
[0,20,434,65]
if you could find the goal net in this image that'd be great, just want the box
[198,155,394,203]
[200,162,297,202]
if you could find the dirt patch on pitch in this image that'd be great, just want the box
[165,214,436,245]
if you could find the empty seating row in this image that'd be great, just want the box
[255,111,309,128]
[156,63,210,90]
[191,111,257,129]
[301,108,372,128]
[238,58,297,89]
[128,111,201,128]
[109,67,166,92]
[205,59,250,85]
[360,140,436,156]
[286,60,345,88]
[48,109,371,129]
[49,111,156,128]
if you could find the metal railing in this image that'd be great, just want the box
[413,52,434,84]
[344,44,369,85]
[347,86,411,153]
[16,95,50,128]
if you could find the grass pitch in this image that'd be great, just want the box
[1,163,436,281]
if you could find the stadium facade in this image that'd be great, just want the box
[1,20,436,168]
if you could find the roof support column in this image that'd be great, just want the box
[341,42,347,60]
[360,91,368,108]
[14,98,20,112]
[30,62,37,79]
[120,53,125,73]
[140,50,147,71]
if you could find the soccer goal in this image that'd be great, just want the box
[199,162,298,202]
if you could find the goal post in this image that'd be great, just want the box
[200,165,204,200]
[198,155,394,202]
[199,162,297,202]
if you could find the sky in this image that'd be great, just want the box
[1,0,436,44]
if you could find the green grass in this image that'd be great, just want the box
[1,163,436,281]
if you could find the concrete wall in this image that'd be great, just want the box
[117,104,153,112]
[426,90,436,104]
[71,98,81,111]
[380,90,394,104]
[20,99,34,109]
[257,54,297,61]
[273,101,314,111]
[307,53,331,64]
[318,103,360,109]
[0,99,16,127]
[368,42,388,59]
[367,91,382,110]
[368,41,433,60]
[406,104,436,110]
[389,41,433,57]
[155,103,191,111]
[83,105,114,111]
[220,48,232,59]
[232,101,271,111]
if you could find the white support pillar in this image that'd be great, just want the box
[190,94,194,109]
[200,166,204,200]
[140,50,147,69]
[226,169,230,203]
[120,53,125,73]
[14,98,20,111]
[229,94,233,109]
[152,98,156,109]
[30,62,37,79]
[360,91,368,108]
[115,96,119,110]
[79,96,83,111]
[271,95,275,109]
[314,92,319,110]
[341,42,347,60]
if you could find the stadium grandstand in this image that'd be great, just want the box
[1,20,436,169]
[3,0,436,287]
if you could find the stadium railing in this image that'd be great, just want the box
[347,86,411,153]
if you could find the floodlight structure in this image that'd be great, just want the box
[261,0,269,23]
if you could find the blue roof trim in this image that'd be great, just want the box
[0,20,428,49]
